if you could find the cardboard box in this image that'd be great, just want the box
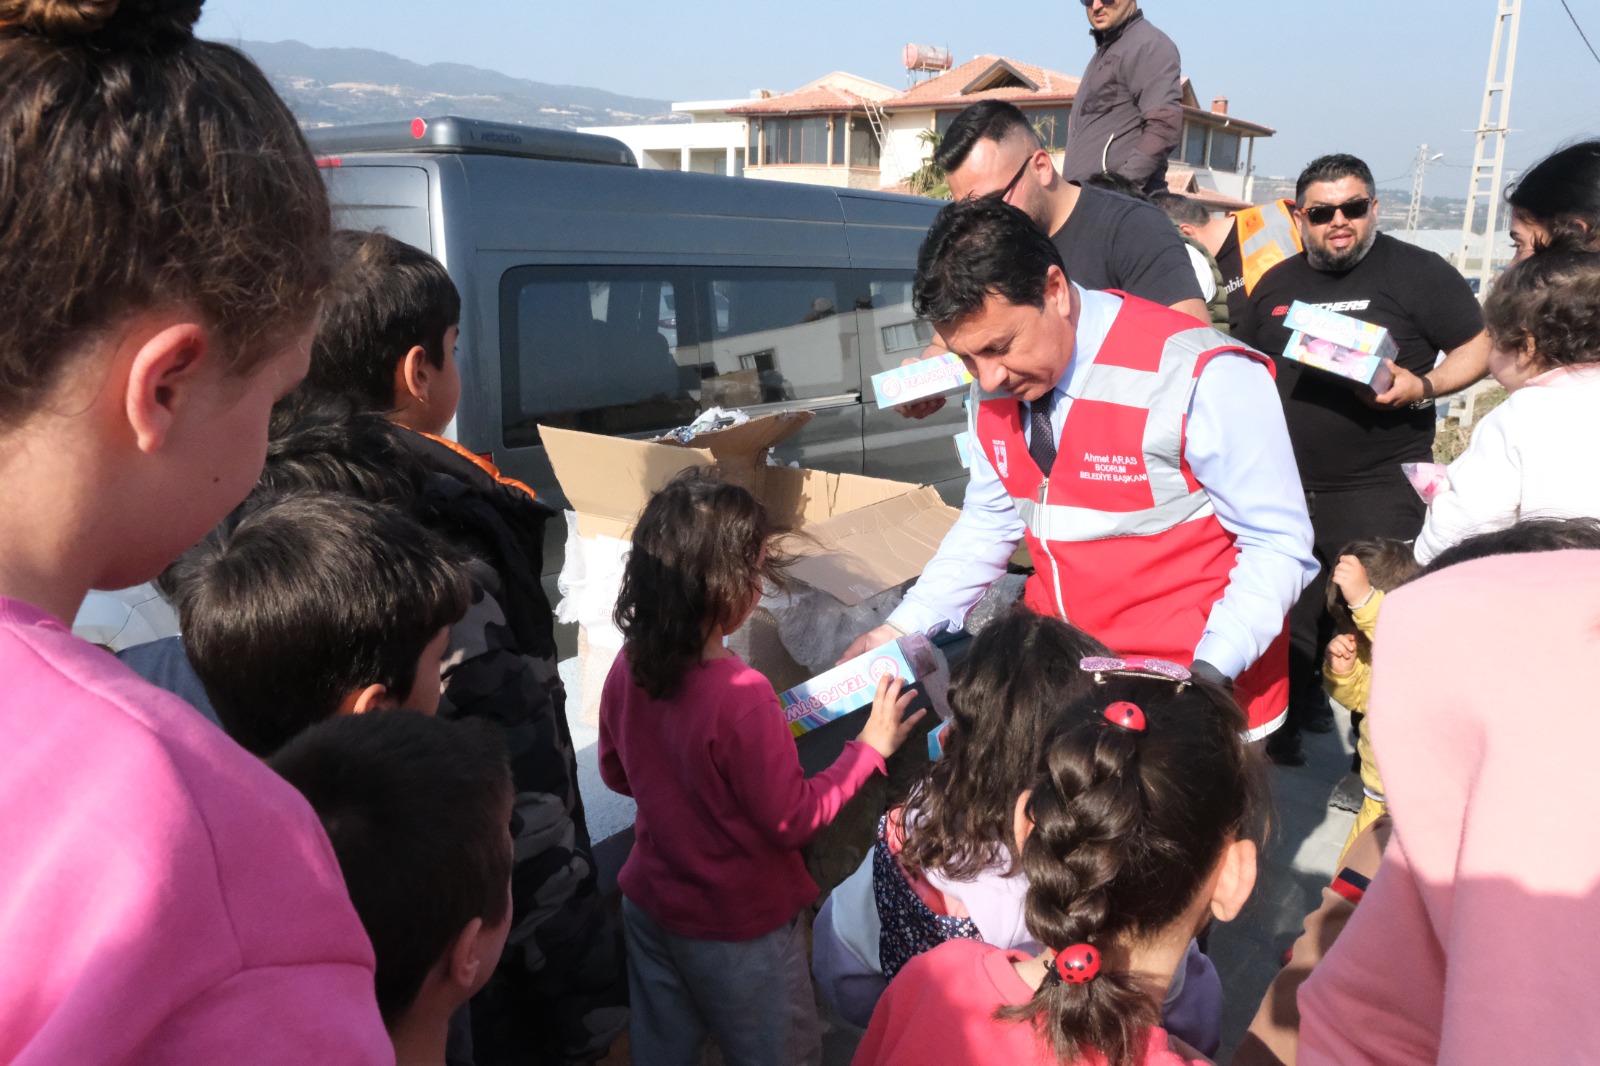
[779,635,936,737]
[1281,301,1398,394]
[870,353,973,409]
[544,413,962,713]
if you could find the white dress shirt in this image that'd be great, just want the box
[890,286,1316,679]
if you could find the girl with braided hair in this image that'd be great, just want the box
[854,666,1262,1066]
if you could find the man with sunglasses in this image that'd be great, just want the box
[1235,153,1489,766]
[844,198,1315,745]
[1059,0,1183,195]
[893,101,1207,421]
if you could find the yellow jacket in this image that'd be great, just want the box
[1324,590,1385,800]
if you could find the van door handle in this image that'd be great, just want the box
[743,393,861,415]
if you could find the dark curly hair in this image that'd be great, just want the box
[1001,674,1262,1066]
[899,609,1108,880]
[1484,240,1600,371]
[613,467,791,700]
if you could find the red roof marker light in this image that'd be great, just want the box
[410,117,427,139]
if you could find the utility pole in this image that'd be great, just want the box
[1405,145,1444,236]
[1457,0,1523,294]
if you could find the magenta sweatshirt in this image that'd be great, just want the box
[1299,552,1600,1063]
[0,598,392,1065]
[599,652,885,941]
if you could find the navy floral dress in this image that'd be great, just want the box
[871,815,983,979]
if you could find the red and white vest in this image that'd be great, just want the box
[974,293,1289,737]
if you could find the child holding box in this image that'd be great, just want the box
[600,468,925,1066]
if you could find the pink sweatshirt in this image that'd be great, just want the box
[0,598,392,1065]
[853,939,1204,1066]
[1299,552,1600,1063]
[599,651,885,940]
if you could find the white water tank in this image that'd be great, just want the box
[902,44,953,72]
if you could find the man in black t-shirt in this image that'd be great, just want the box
[894,100,1208,419]
[933,101,1206,318]
[1235,153,1488,765]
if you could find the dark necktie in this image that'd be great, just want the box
[1027,396,1057,473]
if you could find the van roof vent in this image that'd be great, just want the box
[303,116,637,167]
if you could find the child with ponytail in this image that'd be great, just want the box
[853,665,1261,1066]
[0,0,391,1060]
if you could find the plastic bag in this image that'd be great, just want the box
[1402,462,1452,505]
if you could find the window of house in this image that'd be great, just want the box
[1182,124,1208,167]
[831,117,845,166]
[1027,106,1073,150]
[849,116,880,167]
[1209,130,1241,172]
[747,120,759,165]
[759,116,830,165]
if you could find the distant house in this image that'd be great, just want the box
[587,54,1275,209]
[578,98,749,176]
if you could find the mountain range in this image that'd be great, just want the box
[232,39,682,130]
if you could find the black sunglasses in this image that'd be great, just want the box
[1302,197,1372,226]
[974,156,1032,203]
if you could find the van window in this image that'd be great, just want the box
[500,266,871,446]
[499,266,699,446]
[855,276,932,375]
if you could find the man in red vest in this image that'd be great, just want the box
[844,199,1315,739]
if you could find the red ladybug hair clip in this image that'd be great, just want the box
[1049,943,1101,984]
[1102,701,1147,732]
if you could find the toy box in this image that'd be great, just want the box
[1281,301,1398,395]
[779,633,940,737]
[870,353,973,409]
[953,431,973,469]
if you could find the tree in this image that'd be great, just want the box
[905,129,950,200]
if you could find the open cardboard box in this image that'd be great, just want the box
[544,411,961,702]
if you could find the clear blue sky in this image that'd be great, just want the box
[198,0,1600,202]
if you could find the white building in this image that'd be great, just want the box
[585,55,1276,210]
[727,55,1274,209]
[579,98,749,177]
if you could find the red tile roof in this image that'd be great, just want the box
[882,55,1080,111]
[1165,166,1254,213]
[724,56,1274,137]
[725,75,894,116]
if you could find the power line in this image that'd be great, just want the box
[1560,0,1600,66]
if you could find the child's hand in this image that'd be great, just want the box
[1331,555,1373,607]
[856,674,927,761]
[1326,633,1359,676]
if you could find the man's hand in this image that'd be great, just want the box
[1326,632,1359,677]
[1331,554,1373,607]
[839,624,902,664]
[1372,360,1427,408]
[893,345,952,420]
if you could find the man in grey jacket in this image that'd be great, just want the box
[1061,0,1183,195]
